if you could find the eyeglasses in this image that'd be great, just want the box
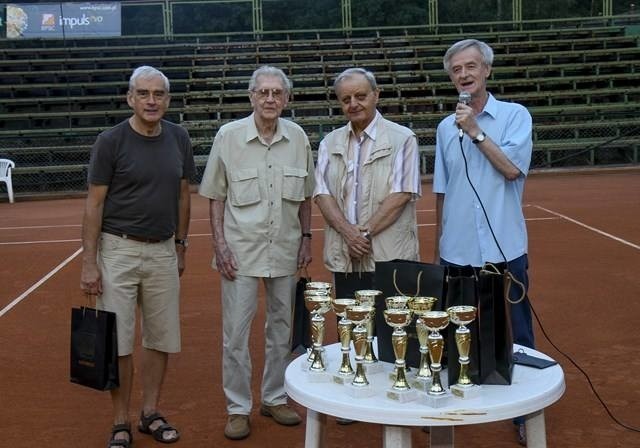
[252,88,285,101]
[134,89,167,101]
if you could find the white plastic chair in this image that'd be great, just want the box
[0,159,15,203]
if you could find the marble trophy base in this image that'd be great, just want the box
[344,381,377,398]
[332,372,355,385]
[409,376,431,392]
[306,369,333,383]
[386,387,419,403]
[450,383,482,399]
[363,361,385,375]
[422,391,452,408]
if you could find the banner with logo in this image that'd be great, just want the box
[6,2,121,38]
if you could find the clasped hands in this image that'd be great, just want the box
[345,224,372,259]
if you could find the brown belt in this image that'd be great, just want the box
[103,229,164,244]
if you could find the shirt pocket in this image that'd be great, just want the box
[282,166,307,202]
[229,168,261,207]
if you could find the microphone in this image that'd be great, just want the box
[458,91,471,105]
[457,91,471,139]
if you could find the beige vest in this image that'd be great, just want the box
[321,117,419,272]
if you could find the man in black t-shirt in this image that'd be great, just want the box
[81,66,195,448]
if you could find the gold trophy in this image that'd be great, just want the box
[303,289,330,366]
[447,305,479,399]
[331,298,357,384]
[344,304,376,397]
[408,296,438,391]
[385,296,413,381]
[306,281,333,295]
[354,289,384,373]
[385,295,411,310]
[304,293,332,381]
[383,308,418,402]
[422,311,451,407]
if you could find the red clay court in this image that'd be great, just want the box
[1,168,639,447]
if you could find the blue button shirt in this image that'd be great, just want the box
[433,93,533,266]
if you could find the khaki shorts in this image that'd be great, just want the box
[97,232,181,356]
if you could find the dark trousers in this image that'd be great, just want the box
[440,254,535,350]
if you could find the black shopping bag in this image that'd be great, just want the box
[290,274,311,355]
[374,260,446,368]
[70,306,119,391]
[445,263,514,386]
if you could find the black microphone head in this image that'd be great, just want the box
[458,91,471,105]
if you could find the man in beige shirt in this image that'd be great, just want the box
[199,66,315,441]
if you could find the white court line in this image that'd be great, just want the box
[1,238,81,246]
[0,216,563,316]
[0,224,81,230]
[1,217,559,245]
[0,247,83,318]
[533,204,640,250]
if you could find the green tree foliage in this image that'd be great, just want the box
[263,0,341,30]
[4,0,639,37]
[172,2,253,34]
[351,0,427,27]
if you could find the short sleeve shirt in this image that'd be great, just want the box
[198,114,315,277]
[433,94,533,266]
[88,119,195,240]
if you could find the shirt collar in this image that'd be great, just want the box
[347,110,381,142]
[245,113,289,144]
[482,93,498,119]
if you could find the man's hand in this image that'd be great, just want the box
[215,241,238,281]
[297,237,312,269]
[176,245,186,276]
[80,261,102,296]
[344,224,371,259]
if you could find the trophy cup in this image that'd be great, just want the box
[447,305,480,399]
[385,295,411,310]
[354,289,384,373]
[303,293,333,382]
[331,298,357,384]
[408,296,438,391]
[421,310,451,407]
[383,308,418,402]
[306,281,332,295]
[303,289,329,366]
[385,296,412,381]
[344,304,376,397]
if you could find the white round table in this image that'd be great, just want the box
[285,342,564,447]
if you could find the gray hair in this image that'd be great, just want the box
[333,68,377,93]
[129,65,170,92]
[248,65,292,93]
[443,39,494,73]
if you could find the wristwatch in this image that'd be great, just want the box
[175,238,188,248]
[472,131,486,144]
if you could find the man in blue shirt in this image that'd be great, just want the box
[433,39,534,446]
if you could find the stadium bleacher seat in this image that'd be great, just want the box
[1,21,639,193]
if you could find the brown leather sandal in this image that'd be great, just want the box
[108,423,132,448]
[138,411,180,444]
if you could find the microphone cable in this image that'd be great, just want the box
[456,127,640,433]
